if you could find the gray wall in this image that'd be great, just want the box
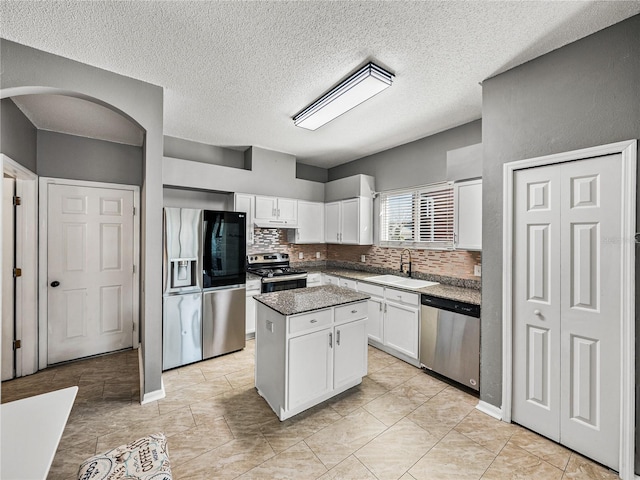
[38,131,143,185]
[481,14,640,471]
[164,135,245,169]
[1,98,37,171]
[163,186,229,210]
[1,39,165,399]
[328,120,482,190]
[297,162,328,183]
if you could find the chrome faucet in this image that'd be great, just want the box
[400,248,412,277]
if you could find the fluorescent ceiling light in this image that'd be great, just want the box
[293,62,394,131]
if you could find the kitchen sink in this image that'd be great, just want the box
[365,275,439,290]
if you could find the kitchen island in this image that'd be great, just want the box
[254,285,370,421]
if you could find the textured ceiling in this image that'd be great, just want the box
[1,1,639,168]
[11,94,145,147]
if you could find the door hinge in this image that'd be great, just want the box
[13,267,22,278]
[132,265,136,274]
[132,206,136,215]
[13,339,21,350]
[13,196,21,206]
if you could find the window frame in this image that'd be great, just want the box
[379,181,455,250]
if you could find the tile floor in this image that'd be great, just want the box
[1,341,619,480]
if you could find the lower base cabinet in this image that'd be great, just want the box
[383,301,419,359]
[256,300,368,421]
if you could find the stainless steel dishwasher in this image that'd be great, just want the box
[420,295,480,391]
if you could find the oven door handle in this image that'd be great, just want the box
[261,274,308,283]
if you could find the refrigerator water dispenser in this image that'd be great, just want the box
[171,258,196,288]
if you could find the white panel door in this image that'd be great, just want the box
[512,164,562,441]
[365,298,384,344]
[2,177,15,380]
[512,154,623,470]
[47,184,135,364]
[558,156,622,469]
[276,198,297,223]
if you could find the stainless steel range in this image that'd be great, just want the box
[246,253,307,293]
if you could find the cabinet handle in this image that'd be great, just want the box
[384,304,387,313]
[277,208,280,217]
[379,302,382,312]
[337,233,339,241]
[351,309,357,314]
[329,333,332,348]
[310,319,317,323]
[337,330,341,346]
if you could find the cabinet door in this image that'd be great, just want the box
[254,196,278,221]
[334,319,367,390]
[234,194,254,245]
[245,293,258,335]
[340,198,360,244]
[384,302,419,359]
[325,201,341,243]
[454,180,482,250]
[366,298,384,343]
[277,198,298,223]
[296,201,324,243]
[288,329,333,410]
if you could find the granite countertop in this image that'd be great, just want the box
[307,267,481,306]
[254,285,370,316]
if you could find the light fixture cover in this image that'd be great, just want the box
[293,62,394,130]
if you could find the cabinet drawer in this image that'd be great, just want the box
[289,308,332,335]
[384,288,419,306]
[307,273,322,286]
[357,281,384,298]
[335,301,367,324]
[339,278,357,290]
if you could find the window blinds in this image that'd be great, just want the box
[380,182,454,249]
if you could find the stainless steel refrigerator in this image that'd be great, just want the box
[162,208,246,370]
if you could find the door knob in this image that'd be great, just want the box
[50,281,60,287]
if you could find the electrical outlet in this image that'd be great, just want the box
[316,252,320,259]
[360,255,366,263]
[474,264,482,277]
[298,252,304,260]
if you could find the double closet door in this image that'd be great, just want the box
[512,154,623,471]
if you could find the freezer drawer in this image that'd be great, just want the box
[420,304,480,391]
[202,287,246,359]
[163,293,203,370]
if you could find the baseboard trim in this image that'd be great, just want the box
[476,400,503,420]
[141,383,165,404]
[138,348,166,404]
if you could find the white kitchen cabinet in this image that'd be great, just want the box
[255,300,368,421]
[358,282,385,344]
[454,179,482,250]
[384,301,419,360]
[383,286,420,360]
[324,197,372,245]
[290,201,324,244]
[288,328,333,410]
[306,272,322,287]
[333,316,368,390]
[254,196,298,227]
[323,274,340,286]
[338,277,357,290]
[234,193,255,245]
[245,278,261,336]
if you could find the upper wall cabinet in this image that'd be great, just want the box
[290,201,325,244]
[454,179,482,250]
[254,196,298,228]
[234,193,255,245]
[325,197,373,245]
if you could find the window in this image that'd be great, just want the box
[380,182,454,249]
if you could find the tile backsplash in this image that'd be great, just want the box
[248,227,481,280]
